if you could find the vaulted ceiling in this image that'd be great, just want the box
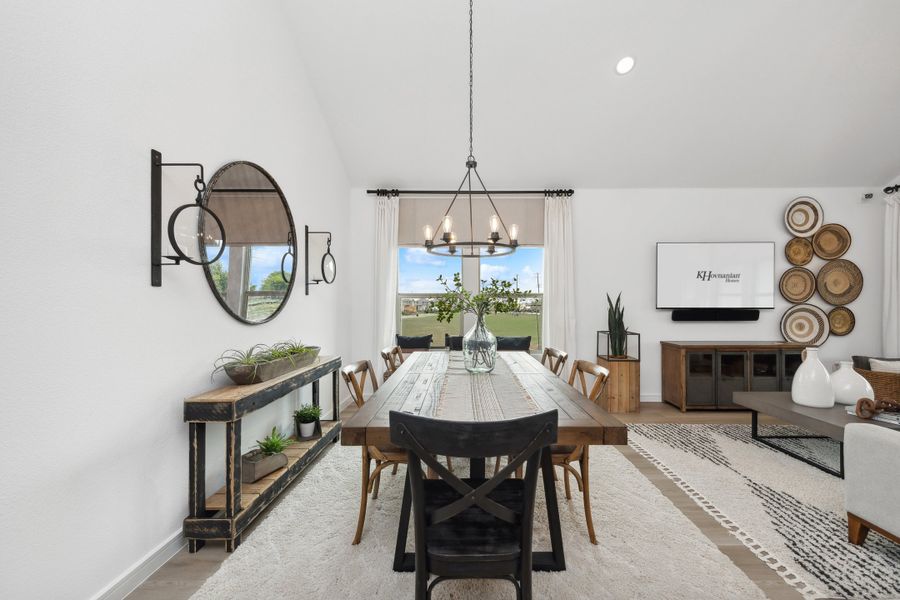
[283,1,900,189]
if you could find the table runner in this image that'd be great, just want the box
[378,351,540,422]
[435,352,540,421]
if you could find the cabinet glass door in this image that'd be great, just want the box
[781,350,803,391]
[750,352,779,392]
[686,352,715,406]
[717,352,748,407]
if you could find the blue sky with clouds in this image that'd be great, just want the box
[398,247,543,294]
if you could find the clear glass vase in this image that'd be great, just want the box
[463,313,497,373]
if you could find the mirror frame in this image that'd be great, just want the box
[200,160,298,325]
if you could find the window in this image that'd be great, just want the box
[397,248,462,346]
[481,247,543,351]
[397,246,543,351]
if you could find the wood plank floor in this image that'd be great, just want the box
[128,402,802,600]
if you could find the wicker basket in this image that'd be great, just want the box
[854,367,900,402]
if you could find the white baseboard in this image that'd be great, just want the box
[91,529,185,600]
[640,393,662,403]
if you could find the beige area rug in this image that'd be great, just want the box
[191,443,767,600]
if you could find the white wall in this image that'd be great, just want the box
[0,2,350,599]
[347,187,885,401]
[572,188,884,400]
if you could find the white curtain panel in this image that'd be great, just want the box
[374,196,399,361]
[542,195,577,356]
[884,195,900,355]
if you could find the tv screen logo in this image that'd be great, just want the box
[697,270,741,283]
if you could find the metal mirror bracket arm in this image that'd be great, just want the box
[305,226,336,295]
[151,149,224,287]
[281,231,295,284]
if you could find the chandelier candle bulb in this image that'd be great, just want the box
[490,214,500,234]
[509,224,519,243]
[423,224,433,242]
[442,215,453,234]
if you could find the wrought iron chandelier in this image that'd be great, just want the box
[423,0,518,258]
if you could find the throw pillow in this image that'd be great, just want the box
[869,358,900,374]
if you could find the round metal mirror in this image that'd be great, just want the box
[321,238,336,284]
[201,161,296,324]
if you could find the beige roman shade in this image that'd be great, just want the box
[397,194,544,246]
[205,163,291,246]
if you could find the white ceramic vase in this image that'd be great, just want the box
[830,361,874,405]
[791,348,835,408]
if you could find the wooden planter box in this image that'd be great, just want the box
[225,347,321,385]
[597,355,640,413]
[241,449,288,483]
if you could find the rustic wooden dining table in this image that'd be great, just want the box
[341,350,628,572]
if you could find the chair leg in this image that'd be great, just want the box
[848,513,870,545]
[417,572,427,600]
[352,447,371,545]
[581,447,597,545]
[563,466,572,500]
[372,468,382,499]
[446,456,453,472]
[392,463,399,475]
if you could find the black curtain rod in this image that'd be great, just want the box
[367,188,574,197]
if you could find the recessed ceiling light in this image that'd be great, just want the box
[616,56,635,75]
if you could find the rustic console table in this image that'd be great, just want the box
[183,355,342,552]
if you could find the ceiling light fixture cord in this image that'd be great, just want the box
[469,0,474,160]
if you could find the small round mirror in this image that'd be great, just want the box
[201,161,296,324]
[321,251,336,284]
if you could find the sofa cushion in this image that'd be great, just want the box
[496,336,532,352]
[396,334,433,350]
[869,358,900,374]
[852,355,900,370]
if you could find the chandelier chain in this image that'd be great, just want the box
[468,0,474,160]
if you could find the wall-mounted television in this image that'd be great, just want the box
[656,242,775,310]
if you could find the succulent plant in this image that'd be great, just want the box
[607,292,628,356]
[256,427,293,455]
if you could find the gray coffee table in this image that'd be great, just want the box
[734,392,900,478]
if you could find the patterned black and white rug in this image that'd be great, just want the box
[629,424,900,600]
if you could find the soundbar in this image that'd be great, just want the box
[671,308,760,322]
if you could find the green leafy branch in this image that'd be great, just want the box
[433,273,529,323]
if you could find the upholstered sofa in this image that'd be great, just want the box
[845,423,900,546]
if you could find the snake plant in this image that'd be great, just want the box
[607,292,628,356]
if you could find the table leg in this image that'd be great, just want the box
[188,422,206,553]
[534,448,566,571]
[312,379,320,408]
[225,419,242,554]
[333,370,340,443]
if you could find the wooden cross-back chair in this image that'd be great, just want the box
[389,410,558,600]
[341,360,407,544]
[540,347,569,376]
[552,359,609,544]
[380,345,405,382]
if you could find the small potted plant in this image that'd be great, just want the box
[242,427,292,483]
[294,404,322,439]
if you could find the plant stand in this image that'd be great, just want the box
[596,330,641,413]
[597,356,640,413]
[183,355,342,552]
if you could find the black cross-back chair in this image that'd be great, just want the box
[389,410,558,600]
